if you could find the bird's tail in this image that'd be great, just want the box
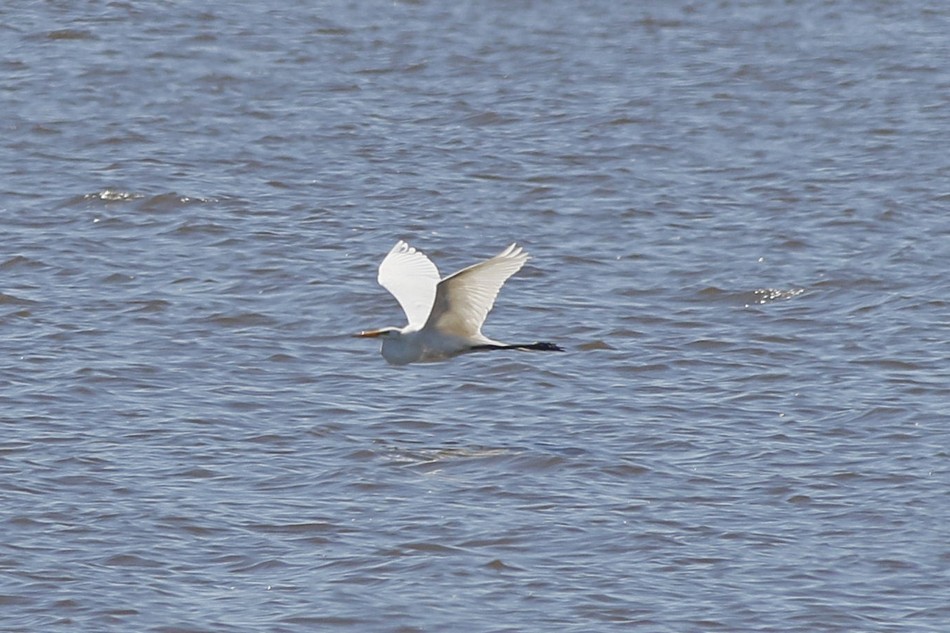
[471,342,564,353]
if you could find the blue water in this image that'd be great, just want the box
[2,1,949,631]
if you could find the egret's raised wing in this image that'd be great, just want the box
[425,244,529,338]
[377,241,441,328]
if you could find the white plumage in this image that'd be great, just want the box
[356,241,562,365]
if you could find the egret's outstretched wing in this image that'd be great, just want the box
[377,241,441,328]
[425,244,529,338]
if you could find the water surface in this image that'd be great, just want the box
[2,1,949,631]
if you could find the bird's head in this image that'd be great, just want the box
[353,327,401,339]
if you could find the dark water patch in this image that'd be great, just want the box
[44,29,98,41]
[199,311,278,328]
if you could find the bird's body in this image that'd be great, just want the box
[374,326,477,365]
[356,241,562,365]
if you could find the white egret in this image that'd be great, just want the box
[355,241,563,365]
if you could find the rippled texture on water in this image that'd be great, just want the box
[3,1,949,631]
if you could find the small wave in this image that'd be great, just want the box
[0,255,46,271]
[577,340,612,351]
[139,192,219,211]
[698,286,805,306]
[82,189,143,203]
[0,292,37,305]
[73,191,219,210]
[746,287,805,304]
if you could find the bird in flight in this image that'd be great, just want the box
[355,241,563,365]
